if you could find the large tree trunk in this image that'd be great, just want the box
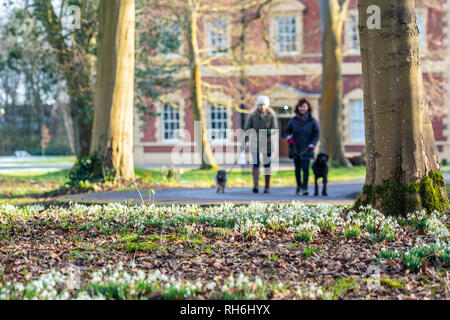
[188,11,218,170]
[90,0,135,180]
[319,0,351,167]
[354,0,448,215]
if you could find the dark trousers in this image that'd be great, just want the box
[294,158,310,189]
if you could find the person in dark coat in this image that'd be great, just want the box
[286,98,320,195]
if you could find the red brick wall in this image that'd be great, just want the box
[140,0,448,153]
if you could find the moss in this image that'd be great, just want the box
[419,172,449,213]
[380,278,404,290]
[353,171,449,216]
[122,240,160,252]
[326,278,358,300]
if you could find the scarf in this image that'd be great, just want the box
[296,112,310,126]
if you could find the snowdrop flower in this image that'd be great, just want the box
[206,282,217,290]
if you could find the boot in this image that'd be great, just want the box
[264,175,271,193]
[252,168,259,193]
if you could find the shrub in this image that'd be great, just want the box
[67,154,115,187]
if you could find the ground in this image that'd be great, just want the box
[0,202,448,299]
[0,158,449,300]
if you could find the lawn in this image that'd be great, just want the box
[0,171,69,205]
[0,166,366,205]
[0,156,75,167]
[137,165,368,188]
[0,202,448,299]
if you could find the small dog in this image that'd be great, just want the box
[215,169,228,193]
[312,153,329,196]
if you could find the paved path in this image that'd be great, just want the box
[60,180,364,205]
[58,173,450,205]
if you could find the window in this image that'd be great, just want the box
[208,103,228,141]
[345,11,425,53]
[209,19,229,56]
[269,0,305,56]
[276,16,297,54]
[349,99,365,142]
[416,13,425,51]
[162,104,180,142]
[347,14,360,54]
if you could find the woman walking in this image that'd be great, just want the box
[245,95,277,194]
[286,98,319,195]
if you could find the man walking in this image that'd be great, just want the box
[245,95,276,194]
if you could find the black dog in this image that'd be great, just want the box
[312,153,329,196]
[215,169,228,193]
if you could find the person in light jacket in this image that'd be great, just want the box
[245,95,277,194]
[286,98,319,195]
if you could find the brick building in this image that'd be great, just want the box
[134,0,450,165]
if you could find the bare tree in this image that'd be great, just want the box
[148,0,272,169]
[319,0,351,167]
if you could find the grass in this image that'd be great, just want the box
[0,163,448,206]
[0,170,70,205]
[174,166,367,188]
[0,165,366,204]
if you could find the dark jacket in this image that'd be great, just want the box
[245,110,276,152]
[286,113,319,160]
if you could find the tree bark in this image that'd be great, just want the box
[355,0,448,215]
[90,0,135,180]
[188,10,219,170]
[319,0,351,167]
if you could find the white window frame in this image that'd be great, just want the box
[206,17,231,56]
[349,99,365,143]
[345,8,428,55]
[161,103,181,143]
[269,0,305,57]
[345,11,360,55]
[142,93,185,146]
[275,16,298,55]
[343,88,365,145]
[208,103,228,142]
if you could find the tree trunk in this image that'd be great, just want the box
[354,0,449,215]
[71,97,93,158]
[188,10,218,170]
[319,0,351,167]
[90,0,135,180]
